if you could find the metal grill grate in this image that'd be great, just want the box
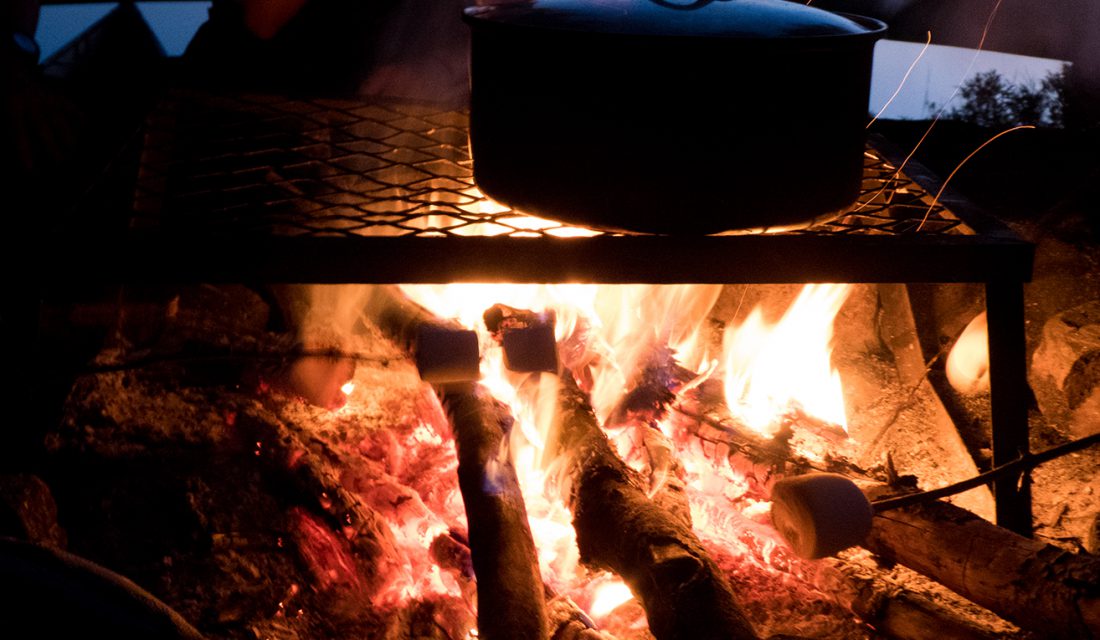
[133,90,972,239]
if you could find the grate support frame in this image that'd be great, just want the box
[39,90,1034,535]
[41,90,1033,285]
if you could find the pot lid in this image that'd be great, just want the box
[464,0,884,39]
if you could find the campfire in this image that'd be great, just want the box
[35,280,1099,640]
[13,2,1100,636]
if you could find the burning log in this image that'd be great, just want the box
[555,375,759,640]
[604,342,698,527]
[430,531,621,640]
[365,286,550,640]
[673,377,867,493]
[437,383,550,640]
[862,487,1100,640]
[672,378,794,491]
[826,556,1026,640]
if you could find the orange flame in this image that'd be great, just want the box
[400,284,721,596]
[721,284,851,436]
[394,282,852,630]
[588,578,635,618]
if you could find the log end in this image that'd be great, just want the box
[415,325,480,384]
[770,473,873,559]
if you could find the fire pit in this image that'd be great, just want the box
[48,89,1035,527]
[24,89,1074,640]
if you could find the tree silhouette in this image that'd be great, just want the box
[947,66,1068,128]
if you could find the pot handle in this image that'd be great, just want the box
[647,0,727,10]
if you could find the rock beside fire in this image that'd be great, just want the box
[1031,300,1100,438]
[0,474,67,548]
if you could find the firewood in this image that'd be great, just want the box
[672,377,870,493]
[438,383,551,640]
[862,489,1100,640]
[554,375,759,640]
[364,286,550,640]
[603,341,696,526]
[826,556,1025,640]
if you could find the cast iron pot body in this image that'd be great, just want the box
[465,0,887,234]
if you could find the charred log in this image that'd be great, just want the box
[604,342,697,527]
[863,487,1100,639]
[555,376,759,640]
[365,286,550,640]
[438,383,551,640]
[827,557,1023,640]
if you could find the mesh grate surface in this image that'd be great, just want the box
[133,90,973,239]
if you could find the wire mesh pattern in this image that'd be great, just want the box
[133,90,973,238]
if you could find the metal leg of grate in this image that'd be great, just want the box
[986,280,1033,536]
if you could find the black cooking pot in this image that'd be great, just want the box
[464,0,887,234]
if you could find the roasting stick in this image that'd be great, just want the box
[365,285,550,640]
[869,430,1100,512]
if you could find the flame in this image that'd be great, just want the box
[946,310,990,394]
[721,284,851,436]
[400,284,721,595]
[390,282,852,633]
[588,579,635,618]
